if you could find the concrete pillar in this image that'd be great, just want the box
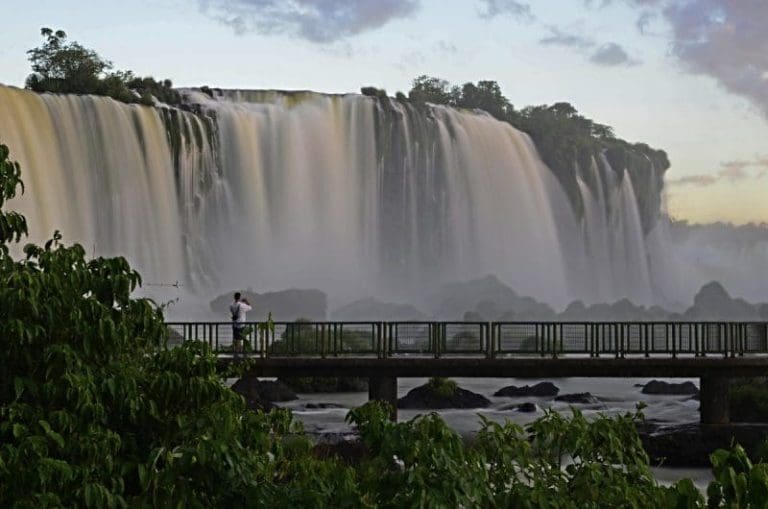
[700,376,730,425]
[369,376,398,421]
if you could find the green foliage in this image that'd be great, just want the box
[361,86,388,100]
[0,144,27,250]
[455,80,512,120]
[344,403,713,508]
[427,377,458,398]
[408,75,459,105]
[730,380,768,423]
[707,445,768,508]
[25,27,180,106]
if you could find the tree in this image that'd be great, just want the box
[26,28,112,95]
[25,27,180,106]
[456,80,511,120]
[408,75,458,105]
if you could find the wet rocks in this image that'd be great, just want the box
[500,402,538,412]
[641,380,699,396]
[397,381,491,409]
[494,382,559,398]
[231,377,297,411]
[554,392,601,405]
[640,423,768,466]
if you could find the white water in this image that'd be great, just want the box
[0,84,761,315]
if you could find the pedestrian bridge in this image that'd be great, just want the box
[166,321,768,424]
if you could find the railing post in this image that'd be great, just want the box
[672,323,677,359]
[551,324,557,359]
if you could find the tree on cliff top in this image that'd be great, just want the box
[25,27,180,106]
[26,28,112,95]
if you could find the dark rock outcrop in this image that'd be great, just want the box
[641,380,699,396]
[431,275,555,320]
[640,423,768,466]
[554,393,600,405]
[231,377,297,411]
[494,382,560,398]
[397,383,491,409]
[210,288,327,321]
[684,281,760,321]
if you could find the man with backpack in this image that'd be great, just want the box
[230,292,252,357]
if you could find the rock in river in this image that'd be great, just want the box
[398,380,491,409]
[554,392,601,405]
[494,381,559,397]
[641,380,699,396]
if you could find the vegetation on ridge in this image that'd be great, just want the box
[25,27,180,106]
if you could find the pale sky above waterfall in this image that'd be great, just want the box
[0,0,766,225]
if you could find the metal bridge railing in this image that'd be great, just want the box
[165,321,768,359]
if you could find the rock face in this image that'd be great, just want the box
[210,288,327,321]
[684,281,761,321]
[397,383,491,409]
[640,423,768,466]
[641,380,699,396]
[231,377,297,411]
[332,297,428,321]
[279,377,368,393]
[430,275,555,320]
[554,393,600,405]
[494,382,559,398]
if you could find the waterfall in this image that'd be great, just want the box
[0,84,688,314]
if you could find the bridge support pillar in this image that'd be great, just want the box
[700,376,730,425]
[369,376,398,421]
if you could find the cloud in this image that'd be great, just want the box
[668,157,768,187]
[539,27,640,68]
[478,0,533,20]
[635,10,656,33]
[609,1,768,120]
[663,1,768,119]
[589,42,640,66]
[539,26,594,49]
[434,40,458,54]
[199,0,420,42]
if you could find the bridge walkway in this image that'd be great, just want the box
[166,321,768,424]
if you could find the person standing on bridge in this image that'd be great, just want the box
[230,292,252,357]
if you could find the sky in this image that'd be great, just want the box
[0,0,766,225]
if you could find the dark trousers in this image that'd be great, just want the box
[232,324,245,355]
